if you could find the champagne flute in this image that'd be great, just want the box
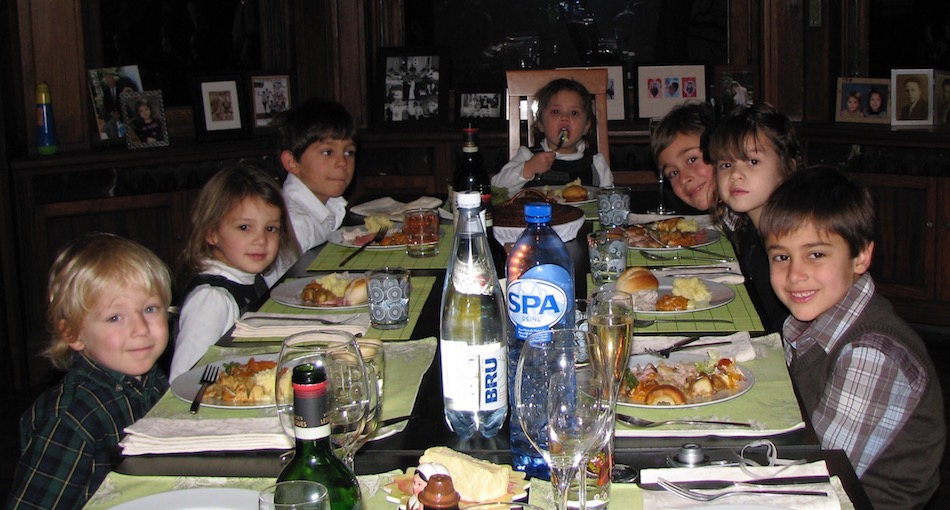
[515,329,613,510]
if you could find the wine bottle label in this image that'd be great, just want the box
[293,381,332,440]
[440,341,507,411]
[507,265,573,340]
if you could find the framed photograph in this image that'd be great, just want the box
[935,70,950,125]
[87,65,143,144]
[455,86,505,129]
[192,74,248,140]
[637,65,706,120]
[835,78,890,124]
[248,72,293,132]
[714,65,756,117]
[558,65,627,120]
[120,90,169,149]
[891,69,934,126]
[374,47,448,130]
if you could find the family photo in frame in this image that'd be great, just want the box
[120,90,169,149]
[456,87,504,129]
[891,69,935,126]
[192,74,247,140]
[375,47,447,129]
[249,72,292,131]
[835,77,890,124]
[87,65,143,143]
[714,65,756,116]
[637,64,706,120]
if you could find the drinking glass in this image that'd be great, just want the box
[515,329,613,510]
[337,338,385,470]
[403,208,440,257]
[368,268,411,329]
[259,480,330,510]
[276,330,372,465]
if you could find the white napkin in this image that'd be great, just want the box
[632,331,756,362]
[652,262,745,285]
[120,417,293,455]
[629,212,716,229]
[639,460,846,510]
[232,312,370,338]
[350,196,444,221]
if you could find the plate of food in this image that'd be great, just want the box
[618,351,754,409]
[271,273,369,310]
[171,355,278,409]
[328,224,410,250]
[611,268,735,314]
[544,183,598,205]
[111,488,260,509]
[623,217,721,251]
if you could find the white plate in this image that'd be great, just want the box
[549,184,598,205]
[686,506,794,510]
[619,352,755,409]
[271,276,369,311]
[634,228,722,252]
[602,276,735,314]
[111,487,259,509]
[171,354,278,409]
[328,224,406,251]
[493,215,586,244]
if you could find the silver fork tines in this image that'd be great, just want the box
[190,364,220,414]
[657,477,828,502]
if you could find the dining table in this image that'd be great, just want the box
[92,199,875,510]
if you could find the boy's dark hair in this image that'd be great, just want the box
[759,165,875,258]
[706,101,803,178]
[650,101,717,166]
[275,97,356,161]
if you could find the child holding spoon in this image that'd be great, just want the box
[491,78,613,195]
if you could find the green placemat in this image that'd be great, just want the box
[615,333,805,437]
[529,480,643,510]
[627,229,737,267]
[240,276,437,342]
[309,226,455,271]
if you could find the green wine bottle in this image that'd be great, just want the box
[277,364,363,510]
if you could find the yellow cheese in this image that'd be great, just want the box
[419,446,510,501]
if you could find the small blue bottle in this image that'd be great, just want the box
[505,202,575,479]
[35,82,59,156]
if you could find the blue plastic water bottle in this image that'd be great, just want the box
[505,202,575,480]
[35,82,59,156]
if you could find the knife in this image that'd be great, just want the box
[339,228,387,267]
[638,475,831,491]
[651,265,736,272]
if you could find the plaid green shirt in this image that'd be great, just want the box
[8,354,167,509]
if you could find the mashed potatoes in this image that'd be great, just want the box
[365,215,393,233]
[672,277,711,308]
[313,272,350,297]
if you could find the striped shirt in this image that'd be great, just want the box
[8,354,167,509]
[782,273,927,477]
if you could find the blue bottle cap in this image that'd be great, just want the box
[524,203,552,224]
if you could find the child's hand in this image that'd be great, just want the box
[524,151,556,180]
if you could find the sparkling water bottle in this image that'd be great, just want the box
[505,202,575,479]
[439,191,508,439]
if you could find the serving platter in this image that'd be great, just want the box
[271,275,369,311]
[618,351,755,409]
[171,354,279,409]
[384,466,529,509]
[111,488,259,509]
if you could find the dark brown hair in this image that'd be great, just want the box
[650,101,717,168]
[275,98,356,161]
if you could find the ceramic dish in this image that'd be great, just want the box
[171,354,278,409]
[384,467,529,509]
[633,228,722,251]
[111,488,260,509]
[601,276,736,314]
[493,215,585,244]
[328,224,407,251]
[547,184,598,205]
[619,351,755,409]
[271,275,369,311]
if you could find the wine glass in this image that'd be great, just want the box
[276,330,371,467]
[515,329,613,510]
[337,338,385,470]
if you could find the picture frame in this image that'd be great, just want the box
[835,77,890,124]
[374,47,448,130]
[637,64,707,120]
[557,65,627,120]
[120,90,170,149]
[455,85,505,129]
[714,65,757,117]
[248,71,294,132]
[87,65,143,145]
[891,69,934,126]
[934,70,950,125]
[192,74,248,140]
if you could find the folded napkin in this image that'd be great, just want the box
[120,417,292,455]
[629,212,716,229]
[639,460,846,510]
[652,262,744,285]
[232,312,370,338]
[350,196,444,220]
[632,331,756,362]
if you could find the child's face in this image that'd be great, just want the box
[282,138,356,203]
[869,93,882,111]
[765,223,873,322]
[538,90,591,153]
[71,286,168,377]
[847,96,859,112]
[716,135,786,226]
[207,196,282,275]
[658,133,717,211]
[138,104,151,119]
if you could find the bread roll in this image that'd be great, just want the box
[343,277,368,305]
[646,384,687,405]
[561,184,588,202]
[616,267,659,294]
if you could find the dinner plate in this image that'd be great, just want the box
[685,506,794,510]
[110,487,259,509]
[633,228,722,251]
[271,275,369,311]
[384,466,530,509]
[328,225,447,251]
[548,184,598,205]
[619,351,755,409]
[601,276,735,314]
[171,354,278,409]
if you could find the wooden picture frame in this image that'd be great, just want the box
[87,65,143,145]
[248,71,293,132]
[937,71,950,125]
[835,78,890,124]
[374,47,448,130]
[891,69,934,126]
[637,64,707,120]
[455,85,505,129]
[714,65,757,117]
[558,65,627,120]
[192,74,248,140]
[120,90,169,149]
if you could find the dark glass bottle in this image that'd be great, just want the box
[453,126,492,227]
[277,364,362,510]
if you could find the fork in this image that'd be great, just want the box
[657,477,827,502]
[616,413,752,428]
[190,364,220,414]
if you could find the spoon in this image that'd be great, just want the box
[640,250,731,263]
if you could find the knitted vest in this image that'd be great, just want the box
[524,150,594,188]
[790,294,944,509]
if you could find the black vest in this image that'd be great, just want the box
[179,273,269,314]
[524,149,595,188]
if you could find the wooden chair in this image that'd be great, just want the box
[505,68,611,168]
